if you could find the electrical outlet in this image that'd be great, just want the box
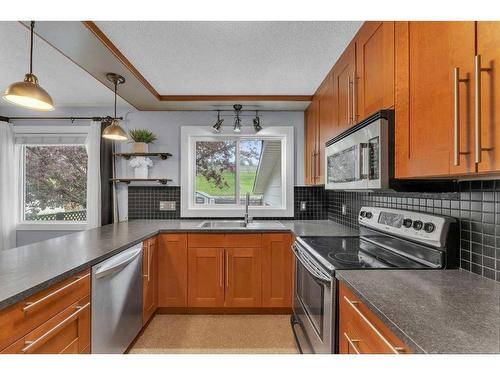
[342,204,347,216]
[159,201,176,211]
[300,201,307,211]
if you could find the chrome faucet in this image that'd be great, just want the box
[244,192,251,225]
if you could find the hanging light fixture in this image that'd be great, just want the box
[102,73,128,141]
[233,104,242,133]
[212,110,224,133]
[3,21,54,111]
[253,110,262,132]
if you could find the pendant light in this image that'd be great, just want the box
[3,21,54,111]
[102,73,128,141]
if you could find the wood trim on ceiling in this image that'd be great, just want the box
[82,21,313,103]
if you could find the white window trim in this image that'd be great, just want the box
[181,126,294,218]
[15,140,89,230]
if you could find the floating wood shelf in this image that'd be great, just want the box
[113,152,172,160]
[110,178,172,185]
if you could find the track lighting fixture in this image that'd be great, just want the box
[233,104,242,133]
[212,110,224,133]
[102,73,127,141]
[253,111,262,132]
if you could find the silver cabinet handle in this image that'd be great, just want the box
[343,296,405,354]
[22,302,90,353]
[143,242,150,281]
[219,250,223,287]
[352,75,357,124]
[23,273,89,312]
[347,76,352,124]
[474,54,491,164]
[453,67,469,166]
[343,332,361,354]
[225,250,229,288]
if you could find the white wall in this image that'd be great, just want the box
[1,106,304,244]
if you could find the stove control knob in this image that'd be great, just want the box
[412,220,423,231]
[424,222,435,233]
[365,211,373,219]
[360,211,366,217]
[403,218,413,228]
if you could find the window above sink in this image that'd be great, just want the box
[181,126,294,218]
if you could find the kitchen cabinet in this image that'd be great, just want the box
[316,72,337,185]
[225,247,262,307]
[304,99,319,185]
[188,246,225,307]
[158,233,188,307]
[339,282,409,354]
[142,236,158,325]
[395,21,476,178]
[0,269,91,354]
[261,233,293,308]
[476,22,500,173]
[355,21,395,119]
[333,42,357,134]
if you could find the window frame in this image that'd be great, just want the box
[16,142,89,231]
[181,126,294,218]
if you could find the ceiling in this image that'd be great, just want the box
[95,21,362,96]
[0,22,130,111]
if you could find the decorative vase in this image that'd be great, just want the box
[132,142,148,153]
[129,156,153,179]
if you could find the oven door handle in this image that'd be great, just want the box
[291,243,332,283]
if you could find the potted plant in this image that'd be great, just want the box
[128,129,158,153]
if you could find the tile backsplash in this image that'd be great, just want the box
[327,180,500,282]
[128,182,500,282]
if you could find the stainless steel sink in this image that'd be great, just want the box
[198,220,284,229]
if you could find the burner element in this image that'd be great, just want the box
[329,252,360,264]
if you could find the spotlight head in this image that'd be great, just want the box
[253,114,262,132]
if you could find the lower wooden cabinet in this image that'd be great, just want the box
[158,233,188,307]
[262,233,293,308]
[225,247,262,308]
[0,269,91,354]
[339,282,409,354]
[187,247,225,307]
[142,236,158,325]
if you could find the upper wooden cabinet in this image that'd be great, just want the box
[304,100,319,185]
[334,42,357,134]
[158,233,188,307]
[395,21,476,178]
[142,236,158,325]
[316,72,336,185]
[476,22,500,174]
[356,21,395,119]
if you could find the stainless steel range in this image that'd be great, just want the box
[291,206,458,354]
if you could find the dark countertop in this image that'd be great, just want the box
[0,219,356,311]
[336,269,500,354]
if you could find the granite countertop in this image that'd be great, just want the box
[336,269,500,354]
[0,219,356,311]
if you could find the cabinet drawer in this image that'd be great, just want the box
[339,283,409,354]
[1,295,90,354]
[224,234,261,248]
[0,268,90,351]
[188,233,225,248]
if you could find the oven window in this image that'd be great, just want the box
[296,260,325,338]
[327,145,359,183]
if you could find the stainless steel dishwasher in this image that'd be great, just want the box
[91,244,143,354]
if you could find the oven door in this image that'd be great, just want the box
[291,243,334,354]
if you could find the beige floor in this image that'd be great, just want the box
[129,314,298,354]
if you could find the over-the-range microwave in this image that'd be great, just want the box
[325,110,392,190]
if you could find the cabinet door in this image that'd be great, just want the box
[304,100,319,185]
[334,42,356,133]
[356,21,395,119]
[158,233,188,307]
[317,71,337,185]
[261,233,293,308]
[476,22,500,173]
[143,237,158,324]
[225,248,262,308]
[188,247,225,308]
[395,21,475,178]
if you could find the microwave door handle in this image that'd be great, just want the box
[358,143,368,180]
